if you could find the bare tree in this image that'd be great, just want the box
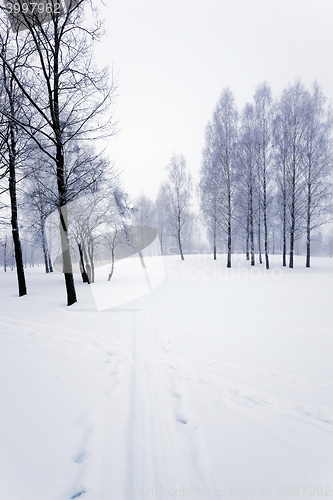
[49,190,124,283]
[132,192,154,228]
[154,184,168,256]
[254,82,274,269]
[0,21,32,295]
[273,99,289,266]
[23,178,54,273]
[164,153,192,260]
[199,89,239,266]
[199,121,220,260]
[238,103,256,266]
[274,81,309,268]
[212,88,238,267]
[303,83,333,267]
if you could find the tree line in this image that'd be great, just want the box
[0,0,119,304]
[200,80,333,269]
[135,80,333,270]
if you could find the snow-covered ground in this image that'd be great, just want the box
[0,254,333,500]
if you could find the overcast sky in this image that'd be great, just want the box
[94,0,333,202]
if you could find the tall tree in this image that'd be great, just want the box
[273,99,289,266]
[199,121,220,260]
[275,81,309,268]
[164,153,192,261]
[0,22,31,296]
[212,88,238,268]
[154,184,168,256]
[254,82,273,269]
[303,83,333,267]
[238,103,256,266]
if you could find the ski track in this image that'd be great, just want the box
[127,297,179,495]
[1,305,333,498]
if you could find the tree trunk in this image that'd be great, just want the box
[258,203,262,264]
[227,217,232,268]
[282,158,287,267]
[250,223,255,266]
[59,205,77,304]
[246,210,249,261]
[42,239,50,273]
[289,223,294,268]
[78,242,89,283]
[3,237,7,272]
[289,166,296,269]
[41,225,50,273]
[88,238,95,283]
[159,230,163,256]
[48,252,53,273]
[227,180,232,268]
[213,218,217,260]
[306,178,311,268]
[177,220,184,260]
[282,190,287,267]
[82,242,91,283]
[227,222,232,267]
[8,132,27,297]
[249,181,255,266]
[108,248,115,281]
[263,173,269,270]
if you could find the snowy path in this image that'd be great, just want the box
[127,301,173,491]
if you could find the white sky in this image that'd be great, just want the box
[94,0,333,202]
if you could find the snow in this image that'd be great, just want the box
[0,254,332,499]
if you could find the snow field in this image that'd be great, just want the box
[0,254,332,499]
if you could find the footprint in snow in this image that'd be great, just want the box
[71,492,86,499]
[75,451,91,464]
[105,352,115,364]
[177,417,188,425]
[175,408,189,425]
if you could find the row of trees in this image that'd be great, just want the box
[0,0,118,304]
[133,81,333,269]
[199,80,333,269]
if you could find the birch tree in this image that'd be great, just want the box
[199,121,220,260]
[274,81,309,268]
[238,103,256,266]
[303,83,333,267]
[254,82,273,269]
[212,88,238,268]
[273,99,289,266]
[154,184,168,256]
[164,153,192,261]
